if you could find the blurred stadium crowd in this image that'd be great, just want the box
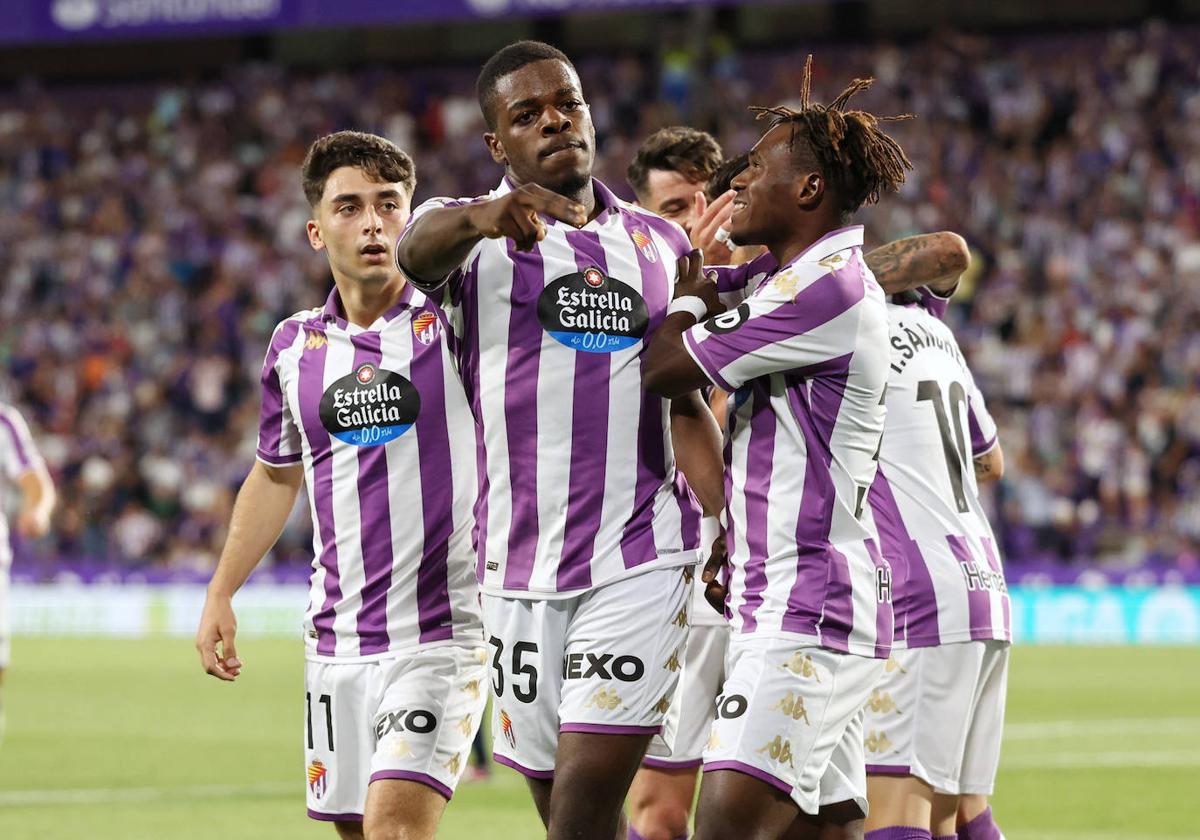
[2,22,1198,576]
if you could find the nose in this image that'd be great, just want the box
[541,106,572,136]
[731,170,748,192]
[362,204,382,233]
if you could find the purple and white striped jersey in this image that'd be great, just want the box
[0,403,44,569]
[400,178,702,598]
[257,285,482,661]
[868,297,1010,648]
[684,226,894,658]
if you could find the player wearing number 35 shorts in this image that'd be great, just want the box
[196,132,486,840]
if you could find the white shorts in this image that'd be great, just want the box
[643,622,729,770]
[0,565,9,669]
[864,641,1010,795]
[303,643,489,822]
[482,565,690,778]
[702,636,884,816]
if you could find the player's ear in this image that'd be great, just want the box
[306,219,325,252]
[484,132,507,165]
[796,171,823,210]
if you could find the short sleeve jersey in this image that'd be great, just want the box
[683,226,894,658]
[257,285,483,660]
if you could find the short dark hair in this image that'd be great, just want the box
[704,152,749,202]
[300,131,416,207]
[627,126,724,203]
[476,40,575,131]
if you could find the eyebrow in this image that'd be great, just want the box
[508,88,578,112]
[658,198,687,213]
[330,189,403,204]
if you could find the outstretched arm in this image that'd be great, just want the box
[396,183,587,288]
[865,231,970,296]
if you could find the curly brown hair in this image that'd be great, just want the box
[301,131,416,208]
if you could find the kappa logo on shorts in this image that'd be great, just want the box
[883,657,907,675]
[757,735,796,768]
[387,736,416,759]
[462,679,482,700]
[458,715,475,738]
[586,687,628,711]
[499,709,517,748]
[444,753,462,777]
[864,730,895,754]
[563,652,645,682]
[651,693,671,715]
[307,759,329,799]
[771,691,811,724]
[865,689,901,715]
[706,729,724,751]
[662,649,682,673]
[672,607,689,628]
[780,652,822,681]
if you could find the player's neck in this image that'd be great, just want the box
[771,210,847,268]
[334,274,407,328]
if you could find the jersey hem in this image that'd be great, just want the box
[730,627,890,659]
[256,450,302,467]
[303,632,485,664]
[899,630,1012,649]
[479,550,696,600]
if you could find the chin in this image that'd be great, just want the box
[543,167,591,198]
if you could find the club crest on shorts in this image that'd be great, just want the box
[500,709,516,748]
[630,229,658,263]
[307,759,329,799]
[412,310,440,345]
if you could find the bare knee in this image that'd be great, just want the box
[628,767,697,839]
[363,779,447,840]
[957,794,990,826]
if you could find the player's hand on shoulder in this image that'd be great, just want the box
[674,249,724,319]
[196,594,242,682]
[466,183,587,252]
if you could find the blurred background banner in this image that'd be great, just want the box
[3,0,779,46]
[12,583,1200,644]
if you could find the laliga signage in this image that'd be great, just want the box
[49,0,282,33]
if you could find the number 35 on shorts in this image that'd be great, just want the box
[489,636,539,703]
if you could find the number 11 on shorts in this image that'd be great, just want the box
[306,691,334,751]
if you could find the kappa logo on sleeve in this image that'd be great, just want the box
[537,267,649,353]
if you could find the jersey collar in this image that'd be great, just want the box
[779,225,865,272]
[319,282,421,331]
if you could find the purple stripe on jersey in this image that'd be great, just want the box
[967,407,993,456]
[351,332,394,656]
[557,229,612,590]
[692,268,865,382]
[501,240,545,590]
[618,211,684,569]
[736,383,776,633]
[980,537,1010,637]
[868,468,939,647]
[865,538,893,657]
[946,535,991,641]
[296,333,341,656]
[409,319,455,644]
[818,546,854,651]
[257,321,301,461]
[780,357,851,640]
[0,411,32,471]
[455,256,489,582]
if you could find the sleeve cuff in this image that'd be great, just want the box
[256,449,303,467]
[972,435,998,458]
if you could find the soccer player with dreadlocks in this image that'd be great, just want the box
[643,57,921,840]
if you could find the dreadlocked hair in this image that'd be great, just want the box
[750,55,913,215]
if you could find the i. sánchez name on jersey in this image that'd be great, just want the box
[400,178,701,599]
[867,297,1010,648]
[684,227,894,659]
[257,285,482,661]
